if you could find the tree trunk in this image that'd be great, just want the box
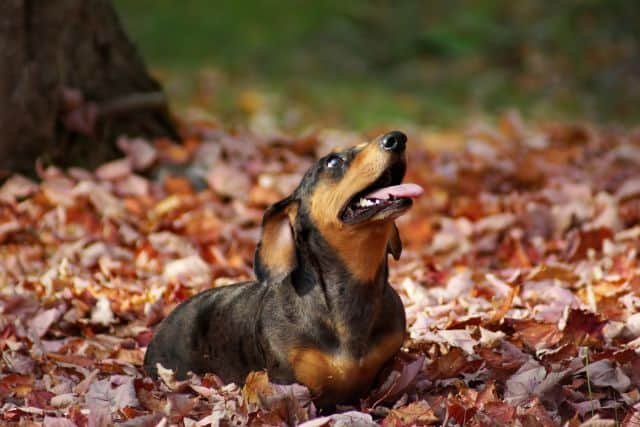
[0,0,179,178]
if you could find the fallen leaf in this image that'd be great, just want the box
[507,318,563,351]
[299,411,376,427]
[504,360,546,405]
[95,158,132,181]
[437,329,477,354]
[382,400,438,426]
[43,417,78,427]
[90,297,116,326]
[207,163,251,199]
[86,375,139,413]
[579,359,630,393]
[0,174,38,202]
[163,255,211,287]
[117,137,157,171]
[29,307,64,337]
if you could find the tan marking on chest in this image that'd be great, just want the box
[325,223,392,283]
[288,332,404,399]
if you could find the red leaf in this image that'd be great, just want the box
[426,347,483,380]
[447,399,477,425]
[25,390,55,409]
[565,227,614,261]
[506,319,563,351]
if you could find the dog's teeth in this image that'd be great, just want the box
[357,198,375,207]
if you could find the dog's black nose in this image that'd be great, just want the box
[380,131,407,153]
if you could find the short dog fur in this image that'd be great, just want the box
[144,131,422,407]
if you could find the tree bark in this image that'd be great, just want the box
[0,0,179,177]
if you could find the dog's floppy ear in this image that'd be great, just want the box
[387,222,402,260]
[254,197,299,282]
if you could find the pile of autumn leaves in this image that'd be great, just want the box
[1,115,640,426]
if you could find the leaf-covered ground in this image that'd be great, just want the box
[1,114,640,426]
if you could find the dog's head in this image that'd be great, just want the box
[255,131,423,283]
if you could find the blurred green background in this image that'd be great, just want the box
[114,0,640,130]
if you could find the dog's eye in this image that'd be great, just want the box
[326,155,344,169]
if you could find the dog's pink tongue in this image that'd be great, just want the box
[365,183,424,200]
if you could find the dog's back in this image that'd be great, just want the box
[144,281,267,382]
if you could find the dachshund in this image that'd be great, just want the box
[144,131,423,408]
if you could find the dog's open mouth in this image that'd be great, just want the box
[340,162,423,224]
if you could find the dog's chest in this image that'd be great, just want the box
[287,331,404,399]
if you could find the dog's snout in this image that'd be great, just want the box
[380,131,407,153]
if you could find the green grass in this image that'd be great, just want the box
[114,0,640,129]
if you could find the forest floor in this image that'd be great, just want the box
[1,112,640,426]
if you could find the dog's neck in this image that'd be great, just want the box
[303,224,390,284]
[311,221,393,281]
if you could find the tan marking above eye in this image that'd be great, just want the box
[288,331,404,398]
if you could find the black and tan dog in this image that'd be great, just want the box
[144,131,423,407]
